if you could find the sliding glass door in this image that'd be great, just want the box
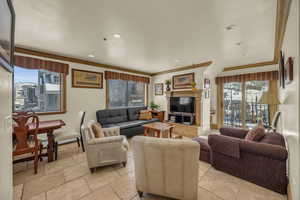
[223,80,269,128]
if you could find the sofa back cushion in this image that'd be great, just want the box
[260,132,286,147]
[127,106,147,121]
[96,108,128,125]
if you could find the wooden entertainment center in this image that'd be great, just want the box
[165,89,202,138]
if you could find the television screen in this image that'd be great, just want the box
[170,97,195,113]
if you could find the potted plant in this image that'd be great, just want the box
[150,101,160,110]
[165,79,171,91]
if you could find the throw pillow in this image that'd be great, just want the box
[91,122,105,138]
[139,110,152,120]
[245,127,265,141]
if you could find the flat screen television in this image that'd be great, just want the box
[170,97,195,113]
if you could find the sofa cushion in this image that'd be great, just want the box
[128,107,147,121]
[139,110,152,120]
[96,108,128,125]
[193,136,210,152]
[245,127,265,141]
[91,122,105,138]
[115,120,146,129]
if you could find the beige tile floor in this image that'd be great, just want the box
[13,140,287,200]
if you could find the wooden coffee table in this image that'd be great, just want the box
[143,122,174,138]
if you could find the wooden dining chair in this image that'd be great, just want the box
[13,112,43,174]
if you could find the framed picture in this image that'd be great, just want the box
[284,57,293,85]
[204,78,210,89]
[279,51,285,89]
[172,73,195,89]
[0,0,15,72]
[72,69,103,88]
[155,83,164,95]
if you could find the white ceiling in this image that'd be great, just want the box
[13,0,277,74]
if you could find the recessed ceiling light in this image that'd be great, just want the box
[236,42,242,46]
[113,33,121,38]
[88,54,95,58]
[226,24,236,31]
[175,59,180,63]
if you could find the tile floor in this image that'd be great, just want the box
[13,140,287,200]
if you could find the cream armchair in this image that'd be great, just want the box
[132,136,200,200]
[82,121,128,173]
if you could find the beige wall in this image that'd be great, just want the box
[0,66,13,199]
[151,67,211,130]
[278,0,299,199]
[16,53,151,130]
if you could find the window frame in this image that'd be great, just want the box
[105,79,148,109]
[13,69,67,115]
[222,80,269,128]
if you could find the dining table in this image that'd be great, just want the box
[27,120,65,162]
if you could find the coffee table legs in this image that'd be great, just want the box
[47,131,54,162]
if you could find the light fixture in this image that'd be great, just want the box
[88,54,95,58]
[175,59,180,63]
[236,42,242,46]
[226,24,236,31]
[113,33,121,38]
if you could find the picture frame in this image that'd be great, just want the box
[0,0,15,73]
[279,51,285,89]
[284,57,293,85]
[72,69,103,89]
[154,83,164,95]
[204,78,210,89]
[172,73,195,89]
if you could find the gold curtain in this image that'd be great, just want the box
[268,80,279,121]
[216,82,224,128]
[105,71,150,84]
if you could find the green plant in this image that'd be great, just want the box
[165,79,171,85]
[150,101,160,110]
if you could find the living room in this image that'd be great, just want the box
[0,0,299,200]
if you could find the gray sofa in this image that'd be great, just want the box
[96,107,159,137]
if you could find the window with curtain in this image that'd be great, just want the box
[107,79,146,108]
[223,80,269,128]
[14,66,63,113]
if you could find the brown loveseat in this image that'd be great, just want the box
[195,127,288,194]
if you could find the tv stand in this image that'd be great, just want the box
[168,112,195,125]
[165,89,202,126]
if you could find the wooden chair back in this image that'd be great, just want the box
[13,111,39,155]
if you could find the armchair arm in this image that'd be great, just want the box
[103,126,120,136]
[87,135,123,145]
[219,127,248,139]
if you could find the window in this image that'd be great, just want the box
[223,80,269,128]
[107,79,147,108]
[13,66,65,113]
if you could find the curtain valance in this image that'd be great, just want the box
[14,55,69,75]
[215,71,278,84]
[105,71,150,84]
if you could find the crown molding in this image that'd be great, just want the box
[15,46,152,76]
[151,61,212,76]
[223,61,277,72]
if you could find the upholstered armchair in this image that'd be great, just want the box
[82,121,128,173]
[132,136,200,200]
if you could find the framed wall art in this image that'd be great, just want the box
[172,73,194,89]
[0,0,15,72]
[72,69,103,89]
[284,57,293,85]
[155,83,164,95]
